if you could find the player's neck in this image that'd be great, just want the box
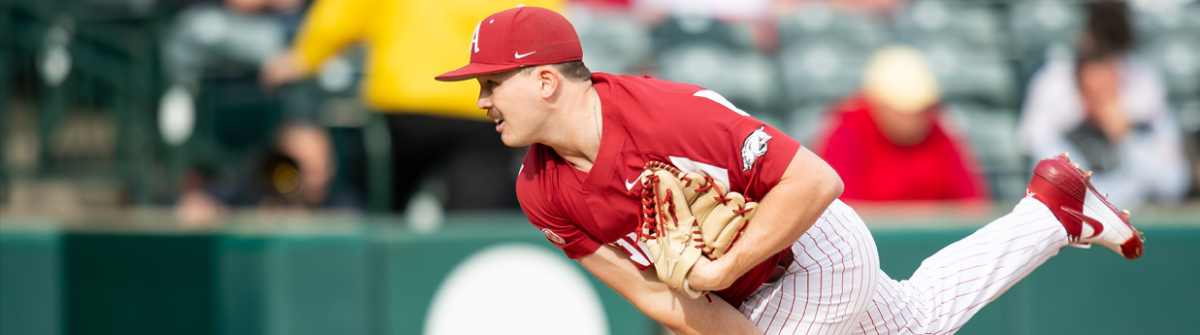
[543,84,602,172]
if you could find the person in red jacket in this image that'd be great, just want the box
[814,45,990,202]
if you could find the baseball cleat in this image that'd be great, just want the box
[1026,152,1145,259]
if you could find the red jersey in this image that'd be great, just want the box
[813,93,989,201]
[516,73,801,305]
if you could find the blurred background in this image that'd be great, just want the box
[1,0,1198,334]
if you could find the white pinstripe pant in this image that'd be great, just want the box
[738,198,1068,335]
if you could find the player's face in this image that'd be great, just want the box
[477,69,546,147]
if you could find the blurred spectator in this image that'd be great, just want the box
[259,0,564,213]
[175,122,361,227]
[813,45,989,202]
[175,168,228,228]
[1018,1,1190,209]
[265,0,312,40]
[276,122,355,208]
[162,0,308,92]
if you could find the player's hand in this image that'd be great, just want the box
[686,257,734,292]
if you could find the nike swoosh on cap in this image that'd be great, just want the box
[515,51,536,58]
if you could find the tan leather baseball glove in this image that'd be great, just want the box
[637,161,757,299]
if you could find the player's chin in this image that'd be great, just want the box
[498,133,526,148]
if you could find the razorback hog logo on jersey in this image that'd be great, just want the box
[542,228,566,245]
[741,126,772,171]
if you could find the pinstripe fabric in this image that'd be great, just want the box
[739,197,1068,335]
[739,199,879,335]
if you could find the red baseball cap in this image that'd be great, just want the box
[435,6,583,82]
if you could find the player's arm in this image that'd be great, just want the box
[261,0,368,87]
[577,245,761,335]
[689,146,843,291]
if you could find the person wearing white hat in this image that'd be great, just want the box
[813,45,990,203]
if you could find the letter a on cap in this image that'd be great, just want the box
[470,22,481,53]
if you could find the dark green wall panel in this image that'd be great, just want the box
[63,234,216,335]
[3,220,1196,335]
[0,230,61,335]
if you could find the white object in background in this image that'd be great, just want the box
[39,23,73,87]
[318,56,354,93]
[425,244,608,335]
[406,191,444,233]
[159,85,196,146]
[39,45,71,87]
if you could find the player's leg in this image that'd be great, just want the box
[852,196,1066,335]
[853,153,1144,335]
[739,199,880,335]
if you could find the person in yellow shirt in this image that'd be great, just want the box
[261,0,564,212]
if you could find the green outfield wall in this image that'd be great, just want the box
[2,212,1198,335]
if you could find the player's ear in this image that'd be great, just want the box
[537,65,559,99]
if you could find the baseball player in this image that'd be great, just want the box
[435,6,1145,335]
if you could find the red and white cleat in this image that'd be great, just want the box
[1026,152,1146,259]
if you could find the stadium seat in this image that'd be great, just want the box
[650,14,779,115]
[1133,3,1200,103]
[570,8,652,75]
[776,2,886,51]
[1009,0,1082,84]
[654,42,779,114]
[943,103,1027,203]
[786,101,836,145]
[1139,35,1200,103]
[894,0,1009,51]
[1132,1,1200,37]
[1175,99,1200,133]
[650,15,753,56]
[778,39,869,107]
[774,3,884,121]
[888,1,1018,108]
[910,39,1018,108]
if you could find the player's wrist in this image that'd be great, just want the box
[687,257,735,291]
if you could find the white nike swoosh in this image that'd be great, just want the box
[514,51,536,59]
[625,178,638,191]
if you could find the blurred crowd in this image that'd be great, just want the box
[2,0,1198,227]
